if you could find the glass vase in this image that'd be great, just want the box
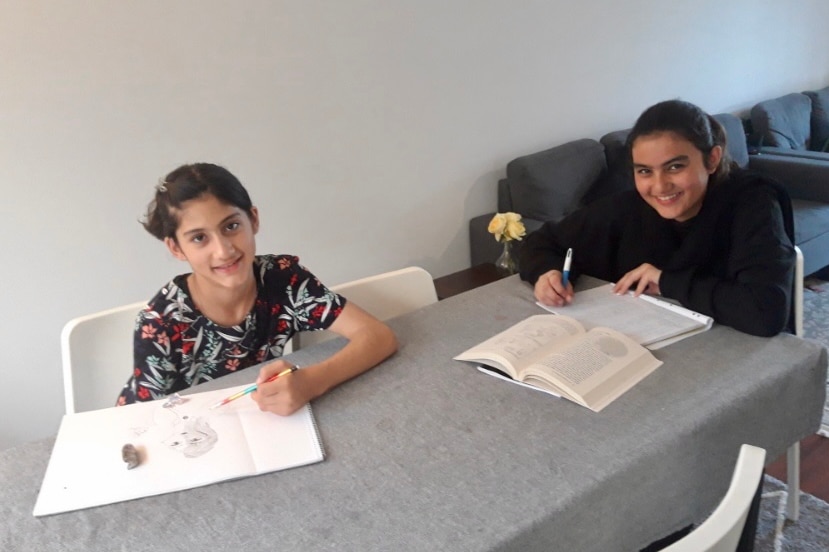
[495,240,518,275]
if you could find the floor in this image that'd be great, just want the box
[767,434,829,502]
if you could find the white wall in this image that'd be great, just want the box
[2,0,828,449]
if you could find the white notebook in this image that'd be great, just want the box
[34,383,324,516]
[537,284,713,349]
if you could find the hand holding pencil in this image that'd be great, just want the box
[253,359,319,417]
[210,363,299,410]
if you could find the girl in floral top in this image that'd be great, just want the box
[118,163,397,415]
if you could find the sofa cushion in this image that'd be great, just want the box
[599,114,748,176]
[713,113,750,169]
[750,93,812,150]
[791,198,829,245]
[595,129,634,203]
[599,129,630,175]
[804,86,829,152]
[506,138,606,221]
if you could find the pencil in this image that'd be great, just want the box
[209,364,298,409]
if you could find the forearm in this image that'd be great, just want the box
[660,254,794,337]
[519,194,633,285]
[301,320,397,399]
[518,222,567,284]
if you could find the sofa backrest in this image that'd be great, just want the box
[498,112,755,224]
[600,113,750,172]
[596,129,634,202]
[502,138,607,222]
[803,86,829,153]
[714,113,750,169]
[750,93,812,150]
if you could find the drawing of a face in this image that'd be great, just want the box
[163,416,218,458]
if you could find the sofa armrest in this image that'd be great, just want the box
[470,214,501,266]
[756,146,829,162]
[748,153,829,203]
[469,214,544,266]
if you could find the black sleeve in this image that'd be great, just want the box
[518,192,635,285]
[517,219,570,284]
[659,185,795,337]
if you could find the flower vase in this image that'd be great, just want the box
[495,240,518,275]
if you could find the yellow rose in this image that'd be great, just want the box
[504,218,526,241]
[489,212,526,242]
[488,213,507,242]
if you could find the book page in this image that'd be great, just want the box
[34,384,324,516]
[454,315,585,377]
[239,404,324,474]
[537,284,711,348]
[521,327,662,412]
[476,365,562,398]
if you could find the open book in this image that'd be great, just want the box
[455,314,663,412]
[34,383,324,516]
[536,284,713,349]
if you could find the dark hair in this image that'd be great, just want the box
[625,99,735,184]
[142,163,254,241]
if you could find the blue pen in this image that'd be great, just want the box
[561,248,573,288]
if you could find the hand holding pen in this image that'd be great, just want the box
[561,248,573,288]
[532,248,574,307]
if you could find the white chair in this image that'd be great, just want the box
[784,245,804,520]
[61,301,146,414]
[294,266,438,349]
[663,444,766,552]
[793,245,804,338]
[60,298,297,415]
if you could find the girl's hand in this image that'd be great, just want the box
[613,263,662,297]
[534,269,574,307]
[251,360,315,416]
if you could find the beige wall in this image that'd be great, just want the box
[2,0,828,448]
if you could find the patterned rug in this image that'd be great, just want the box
[757,475,829,550]
[751,279,829,549]
[802,277,829,437]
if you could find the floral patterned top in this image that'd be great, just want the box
[117,254,344,405]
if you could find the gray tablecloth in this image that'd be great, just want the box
[2,275,826,551]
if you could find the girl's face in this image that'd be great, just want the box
[631,131,722,223]
[164,193,259,291]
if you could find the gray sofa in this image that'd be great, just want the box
[469,113,829,277]
[750,87,829,159]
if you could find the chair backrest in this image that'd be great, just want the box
[663,444,766,552]
[61,301,146,414]
[294,266,438,349]
[793,245,804,337]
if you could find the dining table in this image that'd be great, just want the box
[1,274,825,551]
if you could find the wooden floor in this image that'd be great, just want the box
[767,434,829,502]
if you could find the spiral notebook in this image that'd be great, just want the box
[34,383,325,516]
[537,283,713,350]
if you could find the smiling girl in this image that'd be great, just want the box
[118,163,397,413]
[519,100,796,337]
